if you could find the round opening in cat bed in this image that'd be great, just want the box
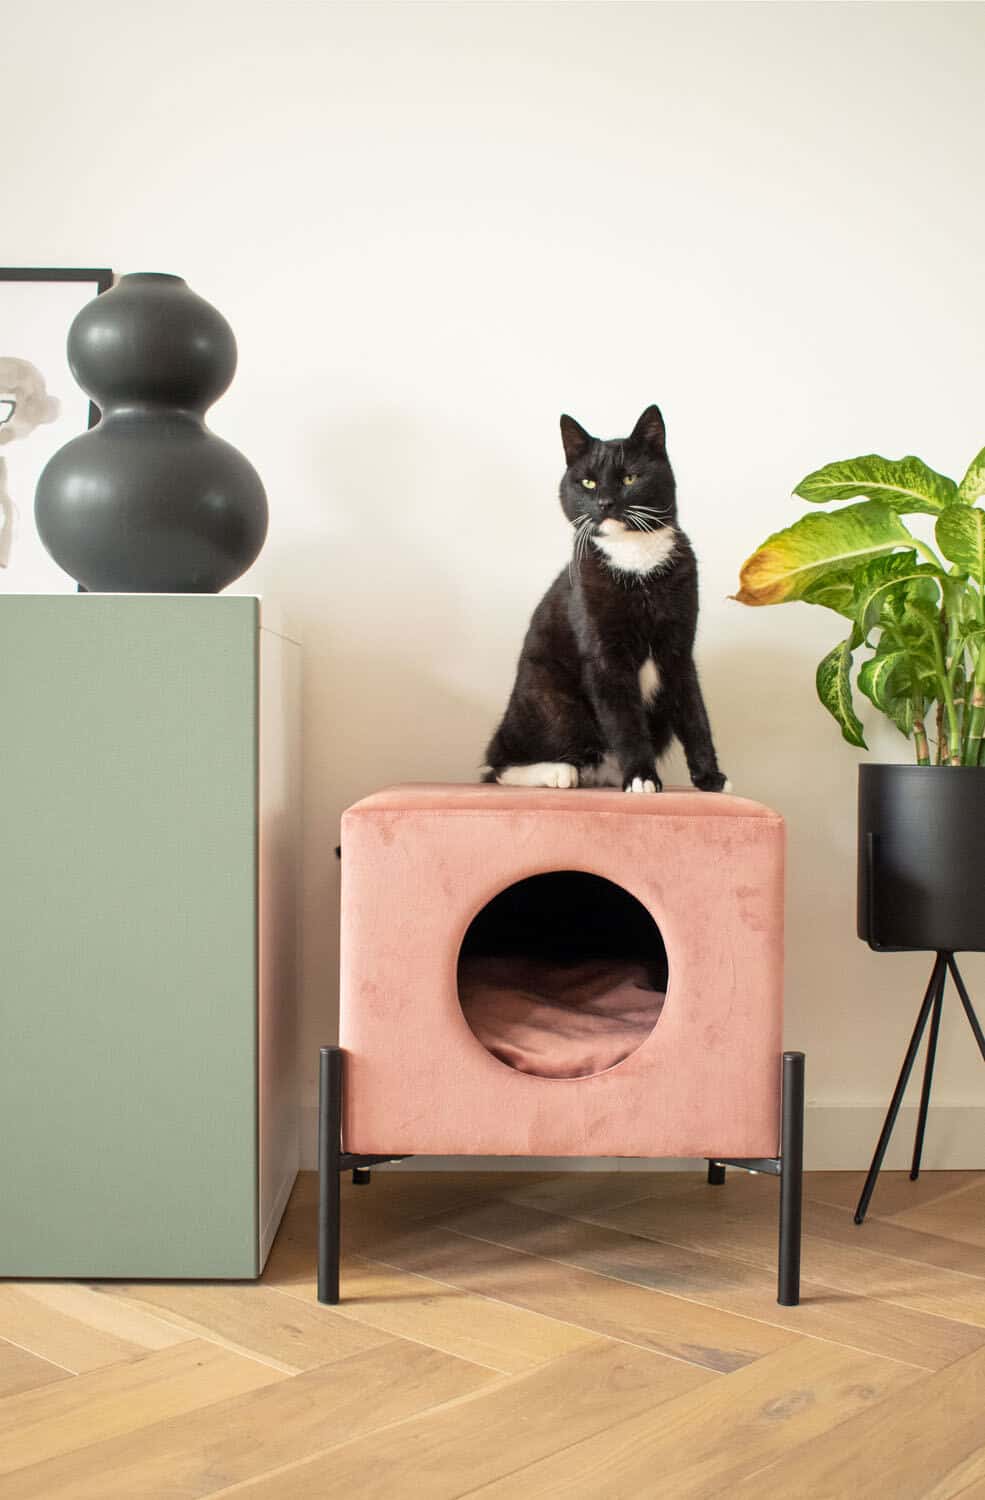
[457,871,668,1079]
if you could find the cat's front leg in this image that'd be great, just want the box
[585,661,661,795]
[674,657,729,792]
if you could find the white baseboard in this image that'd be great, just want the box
[300,1104,984,1173]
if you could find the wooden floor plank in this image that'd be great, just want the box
[464,1337,919,1500]
[4,1169,980,1500]
[259,1173,553,1291]
[729,1344,985,1499]
[588,1191,985,1326]
[297,1170,559,1223]
[101,1281,394,1373]
[500,1170,710,1219]
[946,1464,985,1500]
[793,1198,985,1280]
[9,1283,191,1351]
[0,1339,284,1479]
[891,1180,985,1250]
[274,1254,603,1374]
[588,1174,985,1280]
[0,1341,494,1500]
[437,1199,984,1370]
[351,1222,796,1372]
[206,1337,713,1500]
[804,1170,985,1218]
[0,1341,69,1401]
[0,1287,149,1374]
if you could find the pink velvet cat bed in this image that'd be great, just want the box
[320,783,803,1307]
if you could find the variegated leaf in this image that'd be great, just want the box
[736,503,910,607]
[890,695,915,738]
[795,455,957,515]
[936,505,985,584]
[858,651,908,713]
[816,638,866,748]
[801,571,856,619]
[852,551,942,639]
[958,445,985,504]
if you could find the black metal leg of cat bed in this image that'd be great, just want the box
[778,1051,805,1306]
[318,1045,409,1305]
[707,1050,805,1307]
[320,1045,805,1308]
[317,1046,342,1305]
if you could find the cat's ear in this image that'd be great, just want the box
[630,405,666,452]
[560,414,592,466]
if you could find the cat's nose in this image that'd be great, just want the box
[597,496,615,514]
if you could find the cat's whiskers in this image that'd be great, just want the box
[627,506,669,531]
[568,515,594,582]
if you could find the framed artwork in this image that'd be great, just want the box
[0,267,113,592]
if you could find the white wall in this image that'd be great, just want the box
[6,1,985,1167]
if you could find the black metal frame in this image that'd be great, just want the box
[854,951,985,1225]
[0,268,113,431]
[317,1045,805,1308]
[1,266,114,595]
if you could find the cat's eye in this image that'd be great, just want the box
[623,474,638,486]
[581,478,597,490]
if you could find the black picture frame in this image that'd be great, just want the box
[0,267,113,430]
[0,266,113,590]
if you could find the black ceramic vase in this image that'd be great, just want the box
[858,764,985,953]
[35,272,268,592]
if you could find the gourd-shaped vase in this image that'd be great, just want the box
[35,272,268,592]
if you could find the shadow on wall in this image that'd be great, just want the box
[284,403,555,782]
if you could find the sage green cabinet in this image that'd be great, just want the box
[0,595,301,1277]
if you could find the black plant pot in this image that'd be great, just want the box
[34,272,268,593]
[858,763,985,953]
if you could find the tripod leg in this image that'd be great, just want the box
[910,962,946,1180]
[946,955,985,1063]
[854,953,946,1226]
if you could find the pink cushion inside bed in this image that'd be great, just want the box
[458,955,666,1079]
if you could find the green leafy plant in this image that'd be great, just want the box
[735,447,985,765]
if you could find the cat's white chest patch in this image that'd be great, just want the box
[638,656,661,705]
[592,526,677,576]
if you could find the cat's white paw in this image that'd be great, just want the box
[497,762,580,789]
[626,777,658,795]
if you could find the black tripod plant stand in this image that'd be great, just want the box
[854,950,985,1225]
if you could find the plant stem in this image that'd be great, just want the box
[931,629,963,764]
[963,642,985,765]
[913,538,943,568]
[935,700,944,764]
[913,703,931,765]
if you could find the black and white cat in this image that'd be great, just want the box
[482,405,728,795]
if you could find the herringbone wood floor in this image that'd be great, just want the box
[2,1168,985,1498]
